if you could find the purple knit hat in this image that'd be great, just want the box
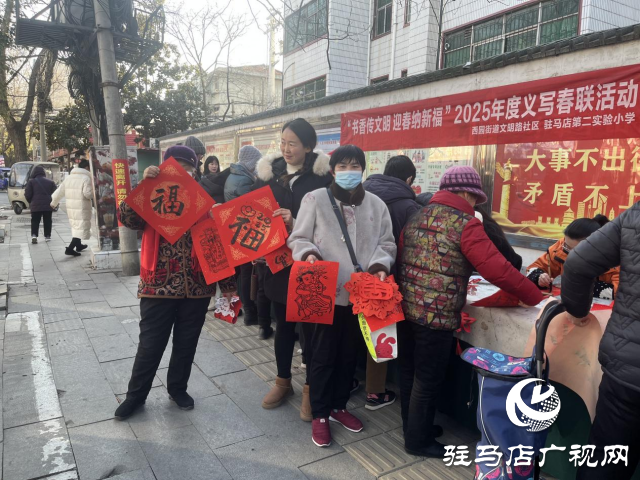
[439,166,488,204]
[164,145,198,169]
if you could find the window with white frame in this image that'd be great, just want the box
[284,0,328,54]
[284,77,327,106]
[374,0,393,38]
[443,0,579,68]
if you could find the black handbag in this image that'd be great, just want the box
[326,188,363,273]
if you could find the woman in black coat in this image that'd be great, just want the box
[200,155,229,205]
[253,118,332,419]
[25,165,56,243]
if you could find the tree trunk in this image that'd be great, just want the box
[7,121,29,162]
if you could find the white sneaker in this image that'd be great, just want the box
[31,236,37,244]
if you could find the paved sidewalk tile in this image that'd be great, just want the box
[343,434,422,477]
[66,280,97,291]
[44,310,82,324]
[76,301,114,319]
[96,283,133,296]
[45,318,85,334]
[83,315,128,338]
[4,418,76,480]
[71,289,105,304]
[9,284,38,297]
[104,468,156,480]
[51,351,118,427]
[380,458,476,479]
[193,338,246,378]
[7,293,41,313]
[187,394,263,450]
[69,420,150,480]
[156,365,221,399]
[138,425,231,480]
[104,293,139,308]
[48,329,94,357]
[91,333,137,362]
[102,357,160,395]
[89,272,121,284]
[38,284,71,300]
[300,452,376,480]
[126,386,192,438]
[41,298,77,315]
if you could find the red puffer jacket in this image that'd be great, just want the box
[399,190,544,330]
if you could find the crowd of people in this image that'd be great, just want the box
[38,117,625,476]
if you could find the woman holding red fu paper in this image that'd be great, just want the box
[114,146,236,420]
[288,145,396,448]
[253,118,332,419]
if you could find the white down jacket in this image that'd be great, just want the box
[51,167,93,239]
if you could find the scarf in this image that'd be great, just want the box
[140,217,206,283]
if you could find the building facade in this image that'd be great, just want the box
[207,65,283,121]
[283,0,640,104]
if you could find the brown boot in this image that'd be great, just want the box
[262,376,293,409]
[300,384,312,422]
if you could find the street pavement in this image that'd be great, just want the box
[0,191,476,480]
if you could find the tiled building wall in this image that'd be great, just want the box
[580,0,640,33]
[442,0,535,32]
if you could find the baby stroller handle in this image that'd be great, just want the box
[535,301,566,379]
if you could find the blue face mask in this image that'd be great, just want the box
[335,171,363,190]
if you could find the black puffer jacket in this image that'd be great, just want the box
[561,203,640,392]
[363,174,421,243]
[25,166,56,213]
[253,151,332,304]
[200,168,230,205]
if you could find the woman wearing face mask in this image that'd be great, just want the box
[253,118,333,417]
[288,145,396,447]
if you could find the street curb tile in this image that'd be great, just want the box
[379,458,476,480]
[356,404,403,432]
[330,409,384,447]
[344,434,423,477]
[209,325,259,341]
[203,316,235,331]
[221,336,270,353]
[234,347,276,366]
[250,358,304,383]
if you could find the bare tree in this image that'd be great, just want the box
[165,1,249,125]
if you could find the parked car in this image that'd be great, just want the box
[8,162,62,214]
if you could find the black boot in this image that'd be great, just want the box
[114,398,145,419]
[65,247,81,257]
[259,325,274,340]
[405,440,446,458]
[169,391,195,410]
[76,244,88,252]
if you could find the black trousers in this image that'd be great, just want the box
[31,211,52,237]
[398,320,454,449]
[577,374,640,479]
[236,263,257,323]
[308,305,359,419]
[68,237,82,250]
[126,297,210,401]
[256,262,272,329]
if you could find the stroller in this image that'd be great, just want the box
[461,300,566,480]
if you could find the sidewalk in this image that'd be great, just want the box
[0,192,476,480]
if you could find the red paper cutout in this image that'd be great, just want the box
[286,261,339,324]
[363,301,405,332]
[191,219,235,285]
[124,157,214,244]
[344,273,404,321]
[467,278,482,296]
[265,245,294,274]
[214,296,242,324]
[212,186,287,267]
[471,289,520,308]
[456,312,477,355]
[375,334,397,359]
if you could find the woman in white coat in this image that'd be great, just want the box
[51,159,93,256]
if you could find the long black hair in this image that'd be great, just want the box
[203,155,220,174]
[280,118,318,185]
[564,214,609,240]
[476,206,523,271]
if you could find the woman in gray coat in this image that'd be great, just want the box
[561,202,640,479]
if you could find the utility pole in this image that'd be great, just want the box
[93,0,140,276]
[434,0,445,70]
[38,95,46,162]
[267,17,277,107]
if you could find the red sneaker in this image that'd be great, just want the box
[312,418,332,447]
[329,409,363,432]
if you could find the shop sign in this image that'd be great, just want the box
[342,64,640,150]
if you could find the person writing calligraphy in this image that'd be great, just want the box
[114,146,235,420]
[253,118,332,420]
[288,145,397,448]
[527,215,619,299]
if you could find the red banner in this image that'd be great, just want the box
[491,138,640,238]
[191,219,236,285]
[112,159,132,227]
[342,64,640,151]
[124,157,214,244]
[212,187,287,267]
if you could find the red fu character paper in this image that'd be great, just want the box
[286,261,339,324]
[124,157,214,244]
[191,219,236,285]
[264,245,294,274]
[212,186,287,266]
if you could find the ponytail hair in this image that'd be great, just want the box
[564,214,609,240]
[279,118,318,186]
